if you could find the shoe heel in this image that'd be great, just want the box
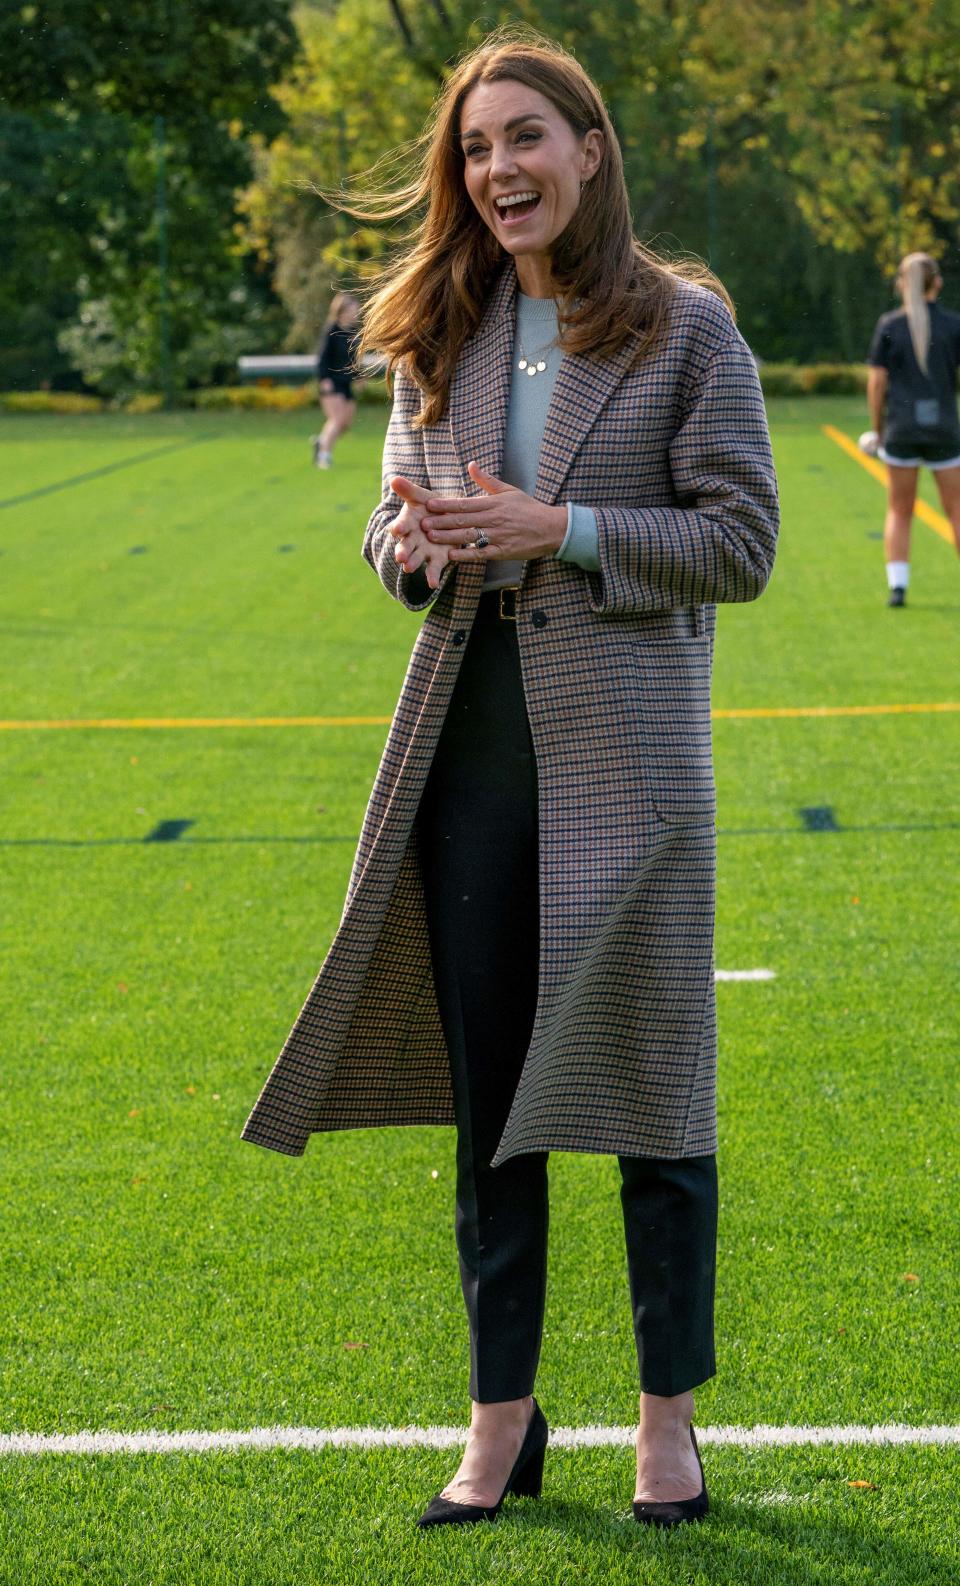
[510,1442,545,1500]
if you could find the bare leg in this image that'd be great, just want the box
[440,1396,534,1508]
[932,465,960,555]
[883,463,919,566]
[635,1390,703,1503]
[318,394,356,456]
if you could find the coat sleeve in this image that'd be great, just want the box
[361,365,455,612]
[589,332,779,616]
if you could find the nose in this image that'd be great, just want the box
[488,139,519,184]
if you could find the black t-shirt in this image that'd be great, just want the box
[867,302,960,449]
[316,322,359,382]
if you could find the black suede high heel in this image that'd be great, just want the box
[416,1399,548,1528]
[632,1424,709,1528]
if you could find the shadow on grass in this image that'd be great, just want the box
[482,1490,948,1584]
[2,1451,953,1586]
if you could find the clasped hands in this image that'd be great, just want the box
[389,460,568,589]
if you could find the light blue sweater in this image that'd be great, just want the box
[483,291,599,592]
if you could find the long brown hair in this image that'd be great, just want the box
[341,28,731,426]
[896,252,939,376]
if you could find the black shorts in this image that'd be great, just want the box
[880,438,960,468]
[320,374,354,400]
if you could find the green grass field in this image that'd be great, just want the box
[1,398,958,1584]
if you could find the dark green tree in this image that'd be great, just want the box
[0,0,298,393]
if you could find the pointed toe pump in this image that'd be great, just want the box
[632,1424,709,1528]
[416,1400,549,1528]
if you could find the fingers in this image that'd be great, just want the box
[445,544,487,563]
[422,497,494,518]
[467,459,510,493]
[392,522,452,586]
[421,522,486,541]
[394,538,424,572]
[390,474,433,506]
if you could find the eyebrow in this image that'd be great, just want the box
[459,113,548,142]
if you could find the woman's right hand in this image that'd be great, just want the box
[389,475,452,590]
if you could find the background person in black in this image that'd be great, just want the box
[311,291,363,468]
[860,252,960,606]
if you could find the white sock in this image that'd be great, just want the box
[886,561,909,590]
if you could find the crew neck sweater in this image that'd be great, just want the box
[483,292,599,591]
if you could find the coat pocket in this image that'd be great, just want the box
[629,637,716,825]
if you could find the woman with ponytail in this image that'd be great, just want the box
[862,253,960,605]
[244,29,778,1528]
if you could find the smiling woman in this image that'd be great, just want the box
[329,29,729,430]
[457,93,601,291]
[242,24,779,1536]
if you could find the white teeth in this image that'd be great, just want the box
[494,192,539,210]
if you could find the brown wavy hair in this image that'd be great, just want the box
[343,27,732,427]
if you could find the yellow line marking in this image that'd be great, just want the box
[713,702,959,719]
[822,425,957,546]
[0,716,393,731]
[1,704,958,731]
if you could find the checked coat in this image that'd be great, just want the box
[242,260,779,1165]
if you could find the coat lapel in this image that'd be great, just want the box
[533,335,641,504]
[448,260,517,486]
[445,262,518,608]
[448,258,640,507]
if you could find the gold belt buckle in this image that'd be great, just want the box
[499,586,520,621]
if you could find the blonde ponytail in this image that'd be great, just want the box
[897,252,939,377]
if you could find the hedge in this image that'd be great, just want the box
[1,390,107,413]
[2,367,865,414]
[757,363,869,396]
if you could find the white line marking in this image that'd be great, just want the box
[715,969,776,981]
[2,1424,958,1457]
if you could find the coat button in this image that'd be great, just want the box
[531,609,548,630]
[452,629,466,646]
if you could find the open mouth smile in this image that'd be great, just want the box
[493,191,542,225]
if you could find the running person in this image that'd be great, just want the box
[312,291,363,468]
[861,252,960,606]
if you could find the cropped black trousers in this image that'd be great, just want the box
[418,591,717,1403]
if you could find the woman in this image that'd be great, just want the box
[861,252,960,605]
[311,291,362,468]
[243,31,779,1528]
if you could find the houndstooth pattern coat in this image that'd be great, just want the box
[242,260,779,1165]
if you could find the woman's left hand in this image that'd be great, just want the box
[421,461,568,562]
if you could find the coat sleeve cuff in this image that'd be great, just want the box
[555,502,601,572]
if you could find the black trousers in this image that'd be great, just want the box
[418,592,717,1402]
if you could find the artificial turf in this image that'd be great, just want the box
[0,398,958,1583]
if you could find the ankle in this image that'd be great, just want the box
[638,1390,694,1436]
[469,1395,532,1435]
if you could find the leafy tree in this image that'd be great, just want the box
[240,0,438,348]
[0,0,298,393]
[685,0,960,271]
[245,0,897,359]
